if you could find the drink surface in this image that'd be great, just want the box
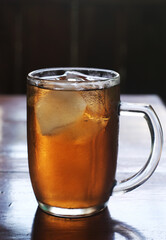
[27,82,120,209]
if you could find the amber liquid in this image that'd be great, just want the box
[27,84,120,209]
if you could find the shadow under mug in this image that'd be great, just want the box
[31,207,145,240]
[27,67,163,218]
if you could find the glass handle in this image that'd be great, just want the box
[113,102,163,194]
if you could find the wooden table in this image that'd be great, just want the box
[0,95,165,240]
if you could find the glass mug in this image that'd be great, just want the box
[27,67,163,218]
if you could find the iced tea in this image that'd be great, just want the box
[27,77,120,209]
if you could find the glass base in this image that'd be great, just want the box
[38,201,107,218]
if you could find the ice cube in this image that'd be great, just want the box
[57,70,108,82]
[51,116,108,144]
[81,91,106,117]
[68,117,108,143]
[65,71,87,82]
[36,91,87,135]
[56,71,88,82]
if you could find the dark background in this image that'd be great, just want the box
[0,0,166,103]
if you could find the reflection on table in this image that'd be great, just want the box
[31,207,145,240]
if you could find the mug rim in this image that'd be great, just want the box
[27,67,120,90]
